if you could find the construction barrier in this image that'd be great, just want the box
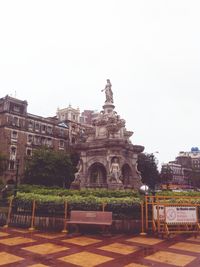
[143,195,200,238]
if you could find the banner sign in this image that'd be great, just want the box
[153,205,164,221]
[165,206,197,224]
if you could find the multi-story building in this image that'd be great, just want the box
[0,95,75,183]
[161,148,200,189]
[161,162,187,188]
[56,105,92,144]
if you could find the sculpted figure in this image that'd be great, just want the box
[74,160,83,183]
[101,79,113,103]
[110,157,121,183]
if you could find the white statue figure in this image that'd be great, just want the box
[74,160,83,183]
[110,157,122,183]
[101,79,113,103]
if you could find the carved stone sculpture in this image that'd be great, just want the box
[109,157,122,183]
[101,79,113,103]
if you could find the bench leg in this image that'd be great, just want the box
[74,224,79,234]
[101,225,111,236]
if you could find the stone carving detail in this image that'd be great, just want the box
[109,157,122,184]
[71,160,83,189]
[71,80,144,190]
[124,130,133,138]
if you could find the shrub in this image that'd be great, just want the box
[13,193,141,220]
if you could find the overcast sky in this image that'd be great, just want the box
[0,0,200,166]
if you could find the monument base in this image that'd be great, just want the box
[108,182,124,190]
[70,182,81,190]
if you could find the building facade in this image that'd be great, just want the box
[0,95,76,183]
[161,148,200,189]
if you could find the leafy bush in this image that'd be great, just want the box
[13,192,141,220]
[156,190,200,197]
[18,184,140,198]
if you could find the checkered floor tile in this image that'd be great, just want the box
[0,227,199,266]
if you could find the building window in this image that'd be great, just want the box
[41,124,46,133]
[26,148,32,156]
[46,138,52,147]
[59,140,64,148]
[13,105,20,112]
[27,134,33,143]
[47,126,53,134]
[10,146,16,161]
[13,116,19,126]
[11,131,18,140]
[35,122,40,132]
[34,136,41,145]
[41,137,46,145]
[28,121,34,130]
[60,129,64,137]
[9,160,15,170]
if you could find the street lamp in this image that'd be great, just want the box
[14,159,19,197]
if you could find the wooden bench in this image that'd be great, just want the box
[67,210,112,233]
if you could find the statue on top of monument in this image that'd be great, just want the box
[101,79,113,103]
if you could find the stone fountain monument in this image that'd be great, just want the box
[71,80,144,190]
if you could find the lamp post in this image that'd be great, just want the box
[14,159,19,197]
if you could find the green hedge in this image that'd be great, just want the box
[13,192,141,220]
[18,184,140,198]
[156,190,200,197]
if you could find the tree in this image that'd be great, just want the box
[160,164,173,188]
[23,148,75,188]
[137,153,160,190]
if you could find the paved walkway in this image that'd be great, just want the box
[0,227,200,266]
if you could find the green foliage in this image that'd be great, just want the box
[137,153,159,189]
[155,190,200,204]
[160,164,173,185]
[23,148,74,188]
[13,192,141,220]
[156,190,200,197]
[18,184,140,198]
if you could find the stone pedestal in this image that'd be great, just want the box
[108,182,124,190]
[70,181,81,190]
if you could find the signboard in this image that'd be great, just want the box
[165,206,197,224]
[153,205,165,221]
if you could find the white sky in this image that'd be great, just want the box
[0,0,200,166]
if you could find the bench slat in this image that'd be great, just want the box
[67,221,112,225]
[68,211,112,225]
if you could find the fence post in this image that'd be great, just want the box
[62,201,68,233]
[3,196,13,228]
[29,200,36,231]
[145,195,149,231]
[140,200,146,235]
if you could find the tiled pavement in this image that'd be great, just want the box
[0,227,200,266]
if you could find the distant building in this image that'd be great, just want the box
[161,162,187,187]
[161,147,200,189]
[57,105,80,123]
[0,95,82,183]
